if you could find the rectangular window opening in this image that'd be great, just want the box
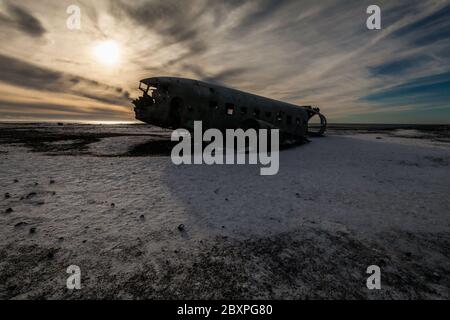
[226,103,235,115]
[276,111,284,122]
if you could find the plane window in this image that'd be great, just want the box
[209,101,218,109]
[296,118,301,125]
[240,107,248,115]
[276,112,283,122]
[286,115,292,125]
[253,108,260,117]
[265,111,271,118]
[144,86,159,99]
[139,82,149,93]
[225,103,235,115]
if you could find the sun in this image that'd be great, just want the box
[93,40,120,66]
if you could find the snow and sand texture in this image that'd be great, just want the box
[0,123,449,299]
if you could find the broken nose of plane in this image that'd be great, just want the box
[132,97,146,120]
[133,95,154,108]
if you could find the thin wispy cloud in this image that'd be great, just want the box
[0,2,47,38]
[0,0,449,123]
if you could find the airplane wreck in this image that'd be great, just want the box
[133,77,327,143]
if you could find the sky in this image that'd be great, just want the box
[0,0,449,124]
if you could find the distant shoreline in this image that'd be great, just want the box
[1,121,449,127]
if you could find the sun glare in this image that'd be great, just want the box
[93,40,120,66]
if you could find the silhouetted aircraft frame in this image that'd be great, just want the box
[133,77,327,143]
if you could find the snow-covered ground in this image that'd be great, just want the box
[0,124,449,299]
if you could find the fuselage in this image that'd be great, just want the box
[132,77,326,142]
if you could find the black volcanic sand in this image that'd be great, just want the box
[0,226,448,299]
[0,124,175,156]
[0,123,310,157]
[0,123,449,300]
[327,124,450,142]
[1,123,449,157]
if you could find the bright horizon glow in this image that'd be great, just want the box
[93,40,120,66]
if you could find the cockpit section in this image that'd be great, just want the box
[136,82,163,104]
[133,81,169,109]
[133,82,154,109]
[138,82,157,100]
[132,79,172,125]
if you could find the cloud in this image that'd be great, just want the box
[369,55,434,76]
[203,67,252,85]
[1,0,450,123]
[0,100,130,121]
[116,0,210,57]
[0,53,61,90]
[0,2,46,37]
[363,71,450,105]
[0,53,131,106]
[229,0,292,35]
[179,63,250,86]
[390,3,450,46]
[106,0,450,122]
